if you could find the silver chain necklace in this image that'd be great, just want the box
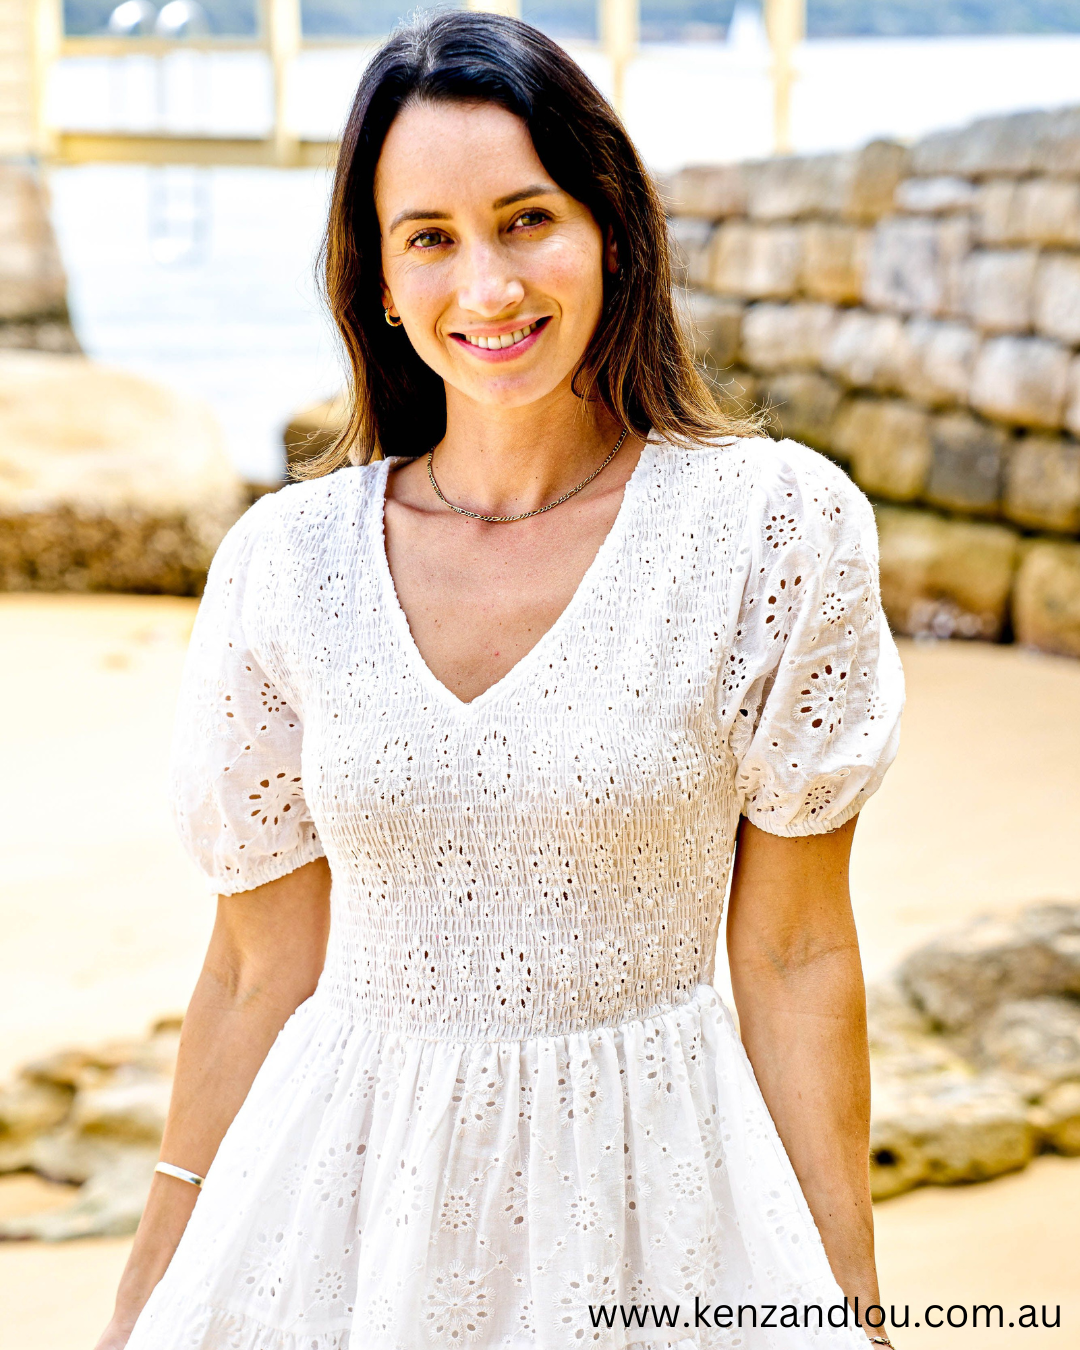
[426,427,629,524]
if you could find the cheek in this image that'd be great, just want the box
[529,237,605,322]
[389,261,449,326]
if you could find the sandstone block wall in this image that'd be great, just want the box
[665,106,1080,658]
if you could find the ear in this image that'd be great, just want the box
[604,225,619,276]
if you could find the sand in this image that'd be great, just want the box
[0,595,1078,1349]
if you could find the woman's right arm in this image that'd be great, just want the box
[94,856,332,1350]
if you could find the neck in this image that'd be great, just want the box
[433,384,627,517]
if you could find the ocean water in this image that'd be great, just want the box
[46,34,1080,482]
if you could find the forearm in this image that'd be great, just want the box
[106,962,312,1332]
[732,940,877,1311]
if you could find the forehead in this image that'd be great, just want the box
[374,99,551,211]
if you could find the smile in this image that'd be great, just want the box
[455,318,549,351]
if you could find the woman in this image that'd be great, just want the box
[98,12,904,1349]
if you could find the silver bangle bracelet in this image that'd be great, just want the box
[154,1161,204,1188]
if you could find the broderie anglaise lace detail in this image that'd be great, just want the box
[133,437,904,1350]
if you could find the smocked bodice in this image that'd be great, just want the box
[170,436,904,1043]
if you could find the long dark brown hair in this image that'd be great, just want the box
[303,9,753,474]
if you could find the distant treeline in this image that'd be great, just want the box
[63,0,1080,39]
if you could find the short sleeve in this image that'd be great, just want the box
[724,441,905,837]
[169,497,326,894]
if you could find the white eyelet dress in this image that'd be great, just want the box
[127,435,904,1350]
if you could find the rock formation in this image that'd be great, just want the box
[0,351,247,594]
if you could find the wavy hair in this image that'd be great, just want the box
[301,9,756,473]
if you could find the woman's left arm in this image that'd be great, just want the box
[727,813,880,1327]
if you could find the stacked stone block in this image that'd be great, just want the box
[664,106,1080,658]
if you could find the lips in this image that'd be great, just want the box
[454,317,549,351]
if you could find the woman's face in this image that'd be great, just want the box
[374,99,610,412]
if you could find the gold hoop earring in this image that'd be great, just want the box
[384,307,403,327]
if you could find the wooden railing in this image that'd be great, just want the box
[21,0,805,166]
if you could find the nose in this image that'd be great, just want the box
[455,239,525,318]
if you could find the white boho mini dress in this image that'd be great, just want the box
[128,434,905,1350]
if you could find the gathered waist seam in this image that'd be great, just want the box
[302,980,721,1046]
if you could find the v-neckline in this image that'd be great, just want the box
[369,439,658,715]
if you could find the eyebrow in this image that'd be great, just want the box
[388,184,560,234]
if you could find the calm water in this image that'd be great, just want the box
[47,34,1080,482]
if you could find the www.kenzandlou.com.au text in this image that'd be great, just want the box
[587,1298,1062,1332]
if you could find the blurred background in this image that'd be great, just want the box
[1,2,1079,1347]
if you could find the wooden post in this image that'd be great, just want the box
[601,0,637,118]
[465,0,523,17]
[24,0,62,159]
[764,0,804,155]
[264,0,301,166]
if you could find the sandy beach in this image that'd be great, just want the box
[1,593,1078,1348]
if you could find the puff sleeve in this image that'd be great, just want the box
[168,496,326,894]
[724,441,905,836]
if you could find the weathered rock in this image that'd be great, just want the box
[739,301,837,372]
[1004,436,1080,534]
[863,216,969,318]
[1068,358,1080,439]
[864,981,1034,1199]
[969,336,1071,429]
[0,1147,159,1240]
[757,372,843,450]
[924,412,1009,516]
[897,903,1080,1033]
[832,398,930,500]
[745,153,846,222]
[667,217,715,289]
[1036,105,1080,177]
[1033,253,1080,347]
[68,1075,173,1147]
[677,289,743,373]
[0,164,69,324]
[869,1069,1035,1200]
[1013,541,1080,658]
[0,319,80,353]
[0,1078,72,1171]
[706,222,803,300]
[930,104,1080,179]
[659,163,748,220]
[972,176,1080,249]
[959,249,1037,333]
[672,145,906,228]
[0,1018,181,1241]
[974,180,1021,245]
[904,318,979,407]
[0,352,246,594]
[1029,1081,1080,1155]
[974,996,1080,1090]
[874,505,1020,640]
[822,310,915,394]
[799,221,868,305]
[840,140,911,225]
[910,108,1051,179]
[894,176,977,215]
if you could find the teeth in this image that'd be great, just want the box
[464,321,538,350]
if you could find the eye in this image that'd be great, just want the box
[407,228,449,250]
[511,209,551,231]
